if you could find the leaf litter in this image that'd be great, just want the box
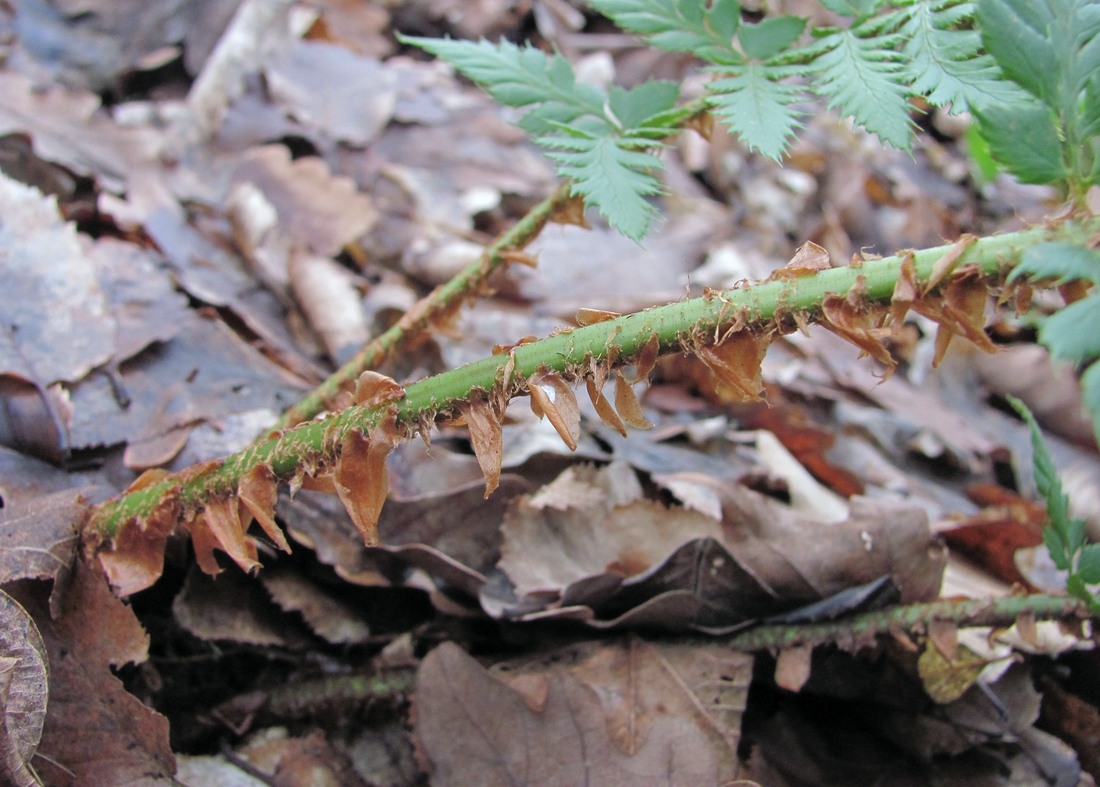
[0,1,1096,784]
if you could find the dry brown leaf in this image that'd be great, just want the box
[768,241,831,281]
[415,641,741,784]
[98,493,181,596]
[0,589,47,787]
[8,559,175,785]
[527,371,581,451]
[203,496,261,574]
[586,375,627,436]
[333,429,390,545]
[231,144,377,256]
[613,372,653,429]
[259,566,371,645]
[352,371,406,409]
[820,285,895,371]
[238,464,291,554]
[188,513,226,577]
[928,618,959,662]
[549,192,591,228]
[458,398,504,497]
[694,331,769,402]
[889,251,919,327]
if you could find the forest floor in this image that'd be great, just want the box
[1,1,1098,785]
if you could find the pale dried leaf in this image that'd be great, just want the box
[613,372,653,429]
[458,398,503,497]
[260,566,371,645]
[288,250,368,364]
[528,371,580,451]
[334,429,390,545]
[586,376,627,436]
[768,241,831,280]
[0,590,47,787]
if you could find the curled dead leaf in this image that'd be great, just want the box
[188,513,226,576]
[820,282,895,373]
[889,251,919,327]
[528,371,581,451]
[913,266,997,366]
[239,464,291,554]
[98,493,181,596]
[923,234,977,296]
[693,331,769,403]
[353,370,405,409]
[586,373,627,437]
[612,372,653,429]
[203,496,262,573]
[334,429,391,545]
[459,397,503,497]
[767,241,831,281]
[550,192,591,228]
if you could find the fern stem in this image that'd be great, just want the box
[86,220,1092,544]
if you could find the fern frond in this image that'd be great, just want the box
[706,65,806,160]
[870,1,1026,111]
[591,0,743,65]
[540,134,665,242]
[397,36,607,135]
[804,26,914,149]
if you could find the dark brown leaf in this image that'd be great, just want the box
[458,397,503,497]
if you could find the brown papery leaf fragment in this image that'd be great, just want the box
[459,398,503,497]
[923,234,977,296]
[550,192,591,228]
[694,331,768,402]
[586,376,627,436]
[767,241,831,281]
[528,371,581,451]
[889,251,919,327]
[203,496,261,573]
[239,464,291,554]
[575,307,620,326]
[352,370,405,409]
[632,333,661,382]
[914,266,997,366]
[187,513,224,576]
[613,372,653,429]
[820,286,895,372]
[98,492,181,596]
[334,429,390,545]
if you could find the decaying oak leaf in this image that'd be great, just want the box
[333,429,391,545]
[458,398,503,497]
[694,331,769,403]
[98,491,181,596]
[613,372,652,429]
[0,589,48,787]
[767,241,831,281]
[352,370,405,409]
[586,373,627,437]
[203,497,261,574]
[528,371,580,451]
[238,464,291,554]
